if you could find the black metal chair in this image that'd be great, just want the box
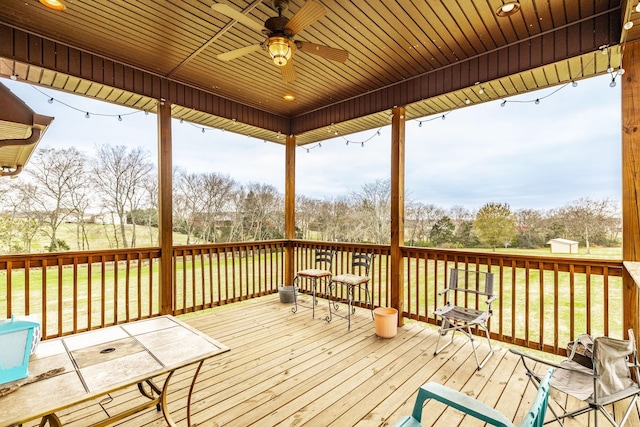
[326,253,375,330]
[292,249,335,318]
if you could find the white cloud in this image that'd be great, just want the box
[2,73,621,211]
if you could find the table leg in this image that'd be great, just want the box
[160,370,178,427]
[187,360,205,426]
[38,413,62,427]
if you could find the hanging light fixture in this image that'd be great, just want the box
[496,1,521,17]
[267,37,295,67]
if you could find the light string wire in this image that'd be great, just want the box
[414,44,621,127]
[1,44,625,150]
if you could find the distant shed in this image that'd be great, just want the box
[547,238,579,254]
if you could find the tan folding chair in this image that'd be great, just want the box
[292,249,335,318]
[433,268,496,370]
[510,329,640,426]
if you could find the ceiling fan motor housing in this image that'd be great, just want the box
[271,0,289,13]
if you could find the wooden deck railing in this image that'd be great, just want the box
[0,240,629,357]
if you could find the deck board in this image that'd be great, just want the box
[21,295,640,426]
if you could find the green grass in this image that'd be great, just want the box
[26,223,189,252]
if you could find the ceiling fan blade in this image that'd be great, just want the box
[284,0,325,35]
[296,41,349,63]
[280,61,296,82]
[212,3,266,33]
[217,44,262,61]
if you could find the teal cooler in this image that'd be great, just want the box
[0,316,39,384]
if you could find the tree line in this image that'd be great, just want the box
[0,146,620,254]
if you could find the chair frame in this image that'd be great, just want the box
[433,268,496,370]
[325,253,375,330]
[392,368,555,427]
[510,329,640,427]
[292,249,335,318]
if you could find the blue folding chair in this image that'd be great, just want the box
[393,368,554,427]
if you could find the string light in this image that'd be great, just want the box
[48,97,54,104]
[85,112,90,118]
[534,99,540,105]
[118,115,122,121]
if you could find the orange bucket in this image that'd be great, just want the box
[373,307,398,338]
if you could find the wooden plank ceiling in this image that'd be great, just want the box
[0,0,634,145]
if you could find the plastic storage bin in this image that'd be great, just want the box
[0,316,39,384]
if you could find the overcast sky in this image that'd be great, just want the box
[2,73,621,212]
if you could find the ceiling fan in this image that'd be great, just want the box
[212,0,349,82]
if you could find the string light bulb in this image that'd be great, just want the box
[610,77,617,88]
[501,100,507,107]
[534,99,540,105]
[118,115,122,121]
[572,81,578,87]
[48,98,54,104]
[85,112,90,118]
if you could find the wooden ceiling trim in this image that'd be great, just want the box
[0,24,290,135]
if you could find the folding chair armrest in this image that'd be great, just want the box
[509,348,595,379]
[437,288,452,296]
[486,296,497,304]
[410,382,513,427]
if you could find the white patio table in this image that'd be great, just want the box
[0,315,229,427]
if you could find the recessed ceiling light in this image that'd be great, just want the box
[496,1,520,17]
[39,0,66,11]
[283,94,295,101]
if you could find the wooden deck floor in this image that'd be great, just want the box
[27,294,640,426]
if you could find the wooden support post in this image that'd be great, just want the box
[622,41,640,341]
[390,107,406,326]
[157,100,173,315]
[285,134,296,286]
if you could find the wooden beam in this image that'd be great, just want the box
[390,107,405,325]
[0,24,289,134]
[285,134,296,286]
[157,99,173,315]
[622,40,640,340]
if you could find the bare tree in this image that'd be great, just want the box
[296,195,322,239]
[26,147,87,251]
[199,172,237,243]
[406,201,445,246]
[92,145,153,248]
[556,198,619,253]
[239,183,283,241]
[352,179,391,244]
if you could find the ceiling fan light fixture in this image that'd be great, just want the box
[283,94,295,101]
[267,36,294,67]
[39,0,66,11]
[496,1,520,17]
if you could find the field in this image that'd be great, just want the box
[25,223,190,252]
[23,223,623,259]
